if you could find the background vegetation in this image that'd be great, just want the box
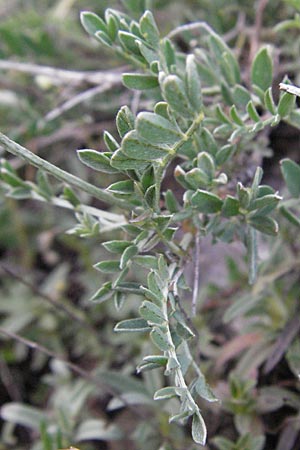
[1,0,300,449]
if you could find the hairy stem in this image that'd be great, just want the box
[0,133,132,210]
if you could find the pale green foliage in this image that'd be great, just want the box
[2,2,300,449]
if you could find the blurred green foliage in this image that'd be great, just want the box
[1,1,300,450]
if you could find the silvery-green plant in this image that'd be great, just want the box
[1,4,300,447]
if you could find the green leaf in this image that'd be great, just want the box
[209,34,240,84]
[0,168,27,188]
[103,240,132,253]
[114,282,143,294]
[107,180,134,194]
[118,31,141,54]
[169,409,193,423]
[139,10,160,48]
[191,190,223,213]
[77,149,118,174]
[136,112,182,145]
[215,104,231,124]
[154,386,184,400]
[186,54,202,112]
[106,12,118,41]
[280,158,300,197]
[143,355,168,365]
[122,130,169,160]
[116,105,135,138]
[199,127,218,156]
[249,194,281,213]
[246,100,261,122]
[140,286,163,306]
[237,182,251,209]
[185,168,210,189]
[137,41,158,64]
[165,189,180,212]
[222,195,240,217]
[137,361,162,372]
[191,376,218,403]
[95,31,113,47]
[251,167,263,197]
[154,101,170,120]
[248,215,279,236]
[251,47,273,91]
[111,148,150,170]
[264,87,276,114]
[232,84,251,108]
[133,255,159,269]
[150,327,170,351]
[123,73,159,90]
[63,186,80,207]
[162,74,192,117]
[37,169,53,195]
[277,91,296,117]
[192,412,207,445]
[114,318,150,332]
[175,321,195,340]
[90,282,113,303]
[120,244,138,269]
[80,11,108,36]
[114,291,126,310]
[93,260,120,273]
[229,105,244,126]
[161,38,176,71]
[139,300,166,324]
[197,152,215,179]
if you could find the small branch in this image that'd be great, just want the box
[167,21,217,40]
[0,132,132,210]
[0,263,93,332]
[249,0,269,62]
[0,60,123,86]
[192,231,201,316]
[223,12,246,43]
[41,83,112,124]
[171,267,199,339]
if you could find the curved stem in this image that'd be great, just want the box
[0,132,132,210]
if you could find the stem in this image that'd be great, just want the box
[0,60,123,85]
[192,231,201,316]
[0,133,132,210]
[154,112,205,211]
[161,280,204,420]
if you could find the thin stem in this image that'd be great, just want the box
[167,21,217,40]
[192,231,201,316]
[154,112,205,211]
[0,263,94,333]
[42,83,112,124]
[0,60,123,86]
[155,227,186,257]
[0,132,132,210]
